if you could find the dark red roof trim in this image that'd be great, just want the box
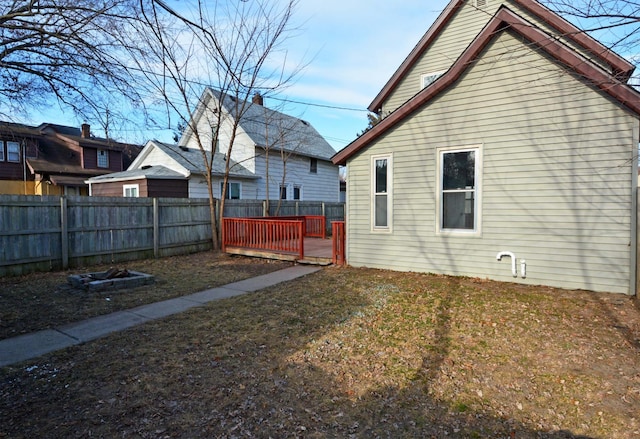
[333,7,640,166]
[368,0,634,113]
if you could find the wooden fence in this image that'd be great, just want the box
[0,196,344,276]
[0,195,212,276]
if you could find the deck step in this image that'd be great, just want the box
[297,258,332,266]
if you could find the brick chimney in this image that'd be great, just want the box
[252,93,264,106]
[81,123,90,138]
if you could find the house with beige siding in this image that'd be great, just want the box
[332,0,640,295]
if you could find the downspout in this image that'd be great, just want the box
[632,125,639,297]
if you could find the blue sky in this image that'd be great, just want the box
[273,0,450,152]
[28,0,450,153]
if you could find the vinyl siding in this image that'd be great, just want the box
[182,100,256,173]
[383,0,618,115]
[383,1,498,114]
[147,179,189,198]
[188,176,258,200]
[254,152,339,201]
[347,30,638,294]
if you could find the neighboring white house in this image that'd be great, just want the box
[88,88,340,201]
[332,0,640,295]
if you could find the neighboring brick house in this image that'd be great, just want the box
[0,122,141,195]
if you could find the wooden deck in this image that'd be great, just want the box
[225,237,333,265]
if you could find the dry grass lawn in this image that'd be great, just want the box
[1,255,639,438]
[0,251,291,339]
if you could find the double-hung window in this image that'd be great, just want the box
[372,154,392,231]
[7,141,20,162]
[97,149,109,168]
[438,146,482,234]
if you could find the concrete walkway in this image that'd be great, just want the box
[0,265,322,368]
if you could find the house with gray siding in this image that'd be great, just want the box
[333,0,640,295]
[89,88,339,202]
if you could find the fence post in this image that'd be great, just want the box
[153,198,159,258]
[60,196,69,269]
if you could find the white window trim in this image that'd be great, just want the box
[371,153,393,233]
[123,184,139,198]
[220,181,242,200]
[97,149,109,168]
[420,70,446,90]
[6,141,20,163]
[279,183,288,200]
[436,145,483,236]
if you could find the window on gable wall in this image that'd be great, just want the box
[97,149,109,168]
[310,157,317,173]
[438,146,482,233]
[421,70,446,90]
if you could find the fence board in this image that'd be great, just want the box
[0,195,344,276]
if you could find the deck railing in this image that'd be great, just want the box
[270,215,325,239]
[332,221,346,265]
[222,217,305,260]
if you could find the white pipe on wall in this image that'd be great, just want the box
[496,251,517,277]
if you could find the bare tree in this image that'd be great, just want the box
[0,0,148,129]
[542,0,640,75]
[133,0,301,249]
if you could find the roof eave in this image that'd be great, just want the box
[334,7,640,166]
[369,0,635,114]
[368,0,463,113]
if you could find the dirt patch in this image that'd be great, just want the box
[0,251,292,339]
[1,266,639,437]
